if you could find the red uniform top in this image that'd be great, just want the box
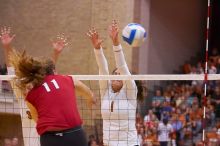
[26,75,82,135]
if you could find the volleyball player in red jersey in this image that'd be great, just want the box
[0,27,76,146]
[4,40,95,146]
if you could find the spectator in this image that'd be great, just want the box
[144,110,157,127]
[11,137,18,146]
[196,61,204,74]
[210,47,219,63]
[137,126,145,146]
[144,129,159,146]
[136,113,144,125]
[206,127,218,146]
[183,61,192,74]
[0,64,2,74]
[4,138,12,146]
[157,118,173,146]
[1,64,7,75]
[206,99,216,127]
[211,86,220,118]
[88,134,96,146]
[152,100,162,121]
[216,57,220,74]
[171,115,183,146]
[209,60,217,74]
[191,104,202,136]
[161,101,172,121]
[152,89,165,104]
[88,139,99,146]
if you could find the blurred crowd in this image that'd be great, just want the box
[134,47,220,146]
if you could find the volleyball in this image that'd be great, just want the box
[122,23,147,47]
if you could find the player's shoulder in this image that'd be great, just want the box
[57,74,74,83]
[43,75,73,85]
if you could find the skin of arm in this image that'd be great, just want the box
[26,101,38,122]
[73,78,95,108]
[51,34,67,64]
[0,27,15,67]
[51,35,96,108]
[2,44,13,67]
[109,20,137,100]
[0,27,22,100]
[87,28,109,97]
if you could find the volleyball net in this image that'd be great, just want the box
[0,74,220,146]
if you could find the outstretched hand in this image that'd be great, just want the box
[51,34,68,64]
[0,26,16,46]
[51,34,68,54]
[87,27,103,50]
[109,20,119,46]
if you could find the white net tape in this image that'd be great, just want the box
[1,74,220,80]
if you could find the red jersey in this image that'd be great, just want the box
[26,75,82,135]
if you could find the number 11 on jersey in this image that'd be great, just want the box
[43,79,60,92]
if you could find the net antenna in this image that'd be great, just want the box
[202,0,211,144]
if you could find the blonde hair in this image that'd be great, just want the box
[9,49,54,93]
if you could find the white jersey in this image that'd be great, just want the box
[157,122,173,142]
[144,115,150,123]
[7,67,40,146]
[94,45,139,146]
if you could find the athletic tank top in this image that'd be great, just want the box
[26,75,82,135]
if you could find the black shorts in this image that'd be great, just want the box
[40,126,87,146]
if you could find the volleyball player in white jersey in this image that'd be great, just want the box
[0,27,66,146]
[87,20,139,146]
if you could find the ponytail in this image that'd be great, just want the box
[9,49,49,92]
[135,80,146,102]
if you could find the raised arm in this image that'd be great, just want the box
[109,20,137,97]
[0,27,22,97]
[73,78,96,108]
[87,28,109,97]
[0,27,39,122]
[109,20,130,74]
[51,34,67,64]
[0,27,15,67]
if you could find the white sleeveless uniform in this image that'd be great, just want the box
[94,45,139,146]
[7,67,40,146]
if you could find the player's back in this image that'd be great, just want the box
[26,75,82,135]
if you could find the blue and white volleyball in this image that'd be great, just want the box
[122,23,147,47]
